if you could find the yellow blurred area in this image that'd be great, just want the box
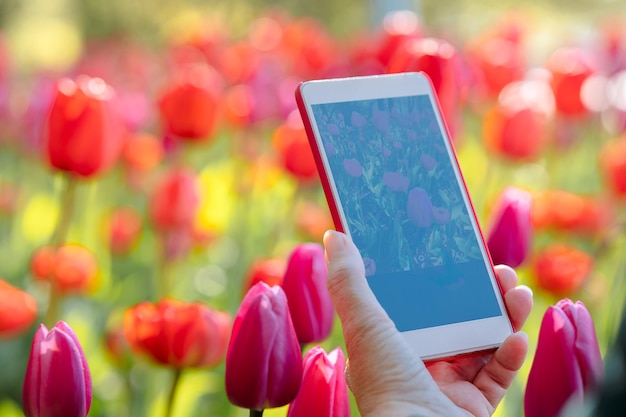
[5,0,82,72]
[21,193,59,244]
[195,162,237,235]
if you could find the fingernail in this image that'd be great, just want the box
[323,230,346,260]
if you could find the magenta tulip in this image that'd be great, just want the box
[225,282,303,411]
[281,243,334,344]
[524,299,604,417]
[486,187,532,268]
[23,321,92,417]
[287,346,350,417]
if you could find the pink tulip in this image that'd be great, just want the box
[524,299,604,417]
[281,243,334,344]
[287,346,350,417]
[23,321,92,417]
[225,282,303,411]
[486,187,532,268]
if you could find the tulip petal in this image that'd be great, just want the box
[525,306,584,417]
[23,324,48,417]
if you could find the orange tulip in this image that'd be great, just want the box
[123,298,231,368]
[31,245,98,294]
[0,279,37,338]
[242,258,286,296]
[45,76,124,177]
[532,244,593,296]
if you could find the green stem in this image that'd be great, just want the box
[249,409,264,417]
[50,174,77,247]
[164,368,182,417]
[43,285,61,328]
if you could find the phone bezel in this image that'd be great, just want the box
[296,72,513,361]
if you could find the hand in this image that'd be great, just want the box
[323,230,533,417]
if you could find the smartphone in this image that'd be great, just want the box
[295,72,513,361]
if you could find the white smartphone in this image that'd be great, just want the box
[295,72,513,361]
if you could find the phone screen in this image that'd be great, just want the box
[310,94,503,332]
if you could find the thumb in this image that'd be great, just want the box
[323,230,396,342]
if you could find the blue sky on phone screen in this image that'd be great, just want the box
[311,95,502,331]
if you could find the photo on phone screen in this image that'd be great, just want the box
[309,94,503,332]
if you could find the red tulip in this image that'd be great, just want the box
[287,346,350,417]
[123,298,231,368]
[532,244,593,296]
[45,75,124,177]
[23,321,92,417]
[547,47,597,117]
[486,187,532,268]
[0,279,37,338]
[483,79,553,161]
[225,282,302,410]
[272,111,318,183]
[149,167,199,233]
[525,299,603,417]
[31,245,98,294]
[106,207,142,255]
[599,137,626,198]
[387,37,461,138]
[282,243,333,344]
[157,63,221,141]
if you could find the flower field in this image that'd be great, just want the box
[0,2,625,417]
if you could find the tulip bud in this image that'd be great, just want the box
[23,321,92,417]
[282,243,334,344]
[123,299,231,368]
[525,299,603,417]
[149,167,200,233]
[0,279,37,338]
[30,244,98,294]
[225,282,303,410]
[486,187,532,268]
[287,346,350,417]
[45,76,123,177]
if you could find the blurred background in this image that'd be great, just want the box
[1,0,625,416]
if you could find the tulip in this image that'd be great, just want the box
[272,111,318,182]
[225,282,303,410]
[407,187,433,228]
[525,299,603,417]
[282,243,334,344]
[23,321,92,417]
[483,79,553,161]
[123,298,231,368]
[532,244,593,296]
[0,279,37,338]
[486,187,532,268]
[287,346,350,417]
[30,244,98,294]
[45,75,123,177]
[343,158,363,178]
[547,47,596,117]
[242,258,286,296]
[149,167,200,233]
[106,206,142,255]
[157,63,221,141]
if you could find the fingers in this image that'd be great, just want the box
[472,331,529,410]
[494,265,533,332]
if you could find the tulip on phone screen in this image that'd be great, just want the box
[524,299,604,417]
[287,346,350,417]
[225,282,302,411]
[281,243,334,344]
[486,187,532,268]
[23,321,92,417]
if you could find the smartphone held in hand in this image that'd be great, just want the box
[295,72,513,361]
